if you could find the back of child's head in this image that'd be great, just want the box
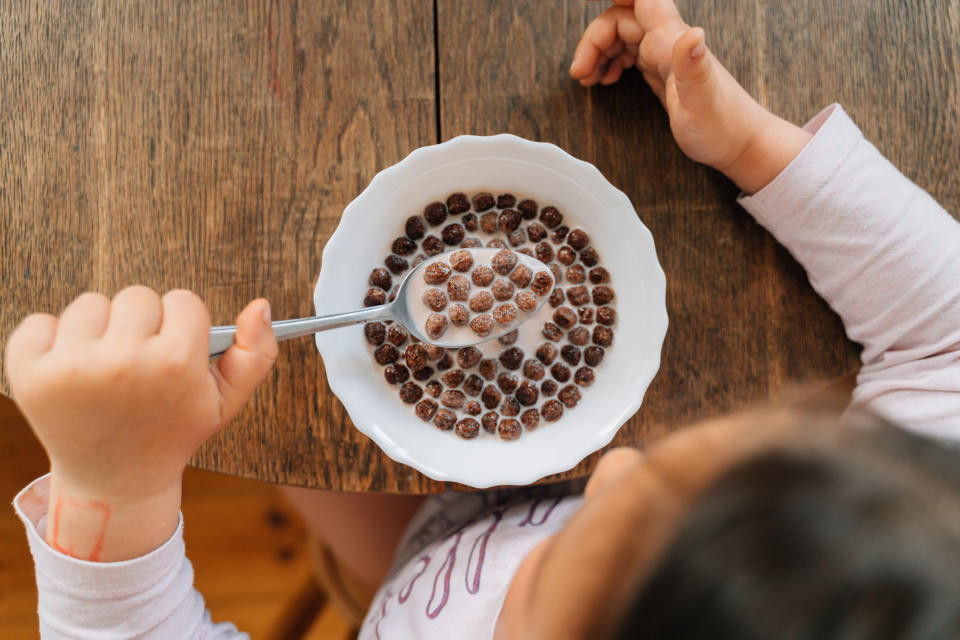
[614,410,960,639]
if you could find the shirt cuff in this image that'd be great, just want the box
[737,104,864,225]
[13,474,186,596]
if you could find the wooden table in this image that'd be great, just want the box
[2,1,957,493]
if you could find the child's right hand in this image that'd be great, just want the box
[4,286,277,560]
[570,0,811,194]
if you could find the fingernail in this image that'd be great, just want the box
[262,303,271,324]
[690,41,705,59]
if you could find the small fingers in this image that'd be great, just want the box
[571,5,644,83]
[106,285,164,343]
[212,299,276,424]
[600,50,637,85]
[672,27,715,110]
[5,313,58,386]
[54,292,111,348]
[158,289,211,357]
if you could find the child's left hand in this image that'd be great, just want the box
[5,286,277,560]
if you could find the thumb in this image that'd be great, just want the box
[671,27,717,112]
[212,299,278,423]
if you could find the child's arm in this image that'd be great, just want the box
[573,1,960,438]
[5,286,277,636]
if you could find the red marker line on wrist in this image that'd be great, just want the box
[50,496,111,562]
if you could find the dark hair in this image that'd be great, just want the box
[615,417,960,640]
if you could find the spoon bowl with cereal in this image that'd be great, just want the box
[209,248,554,357]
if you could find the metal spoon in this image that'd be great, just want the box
[209,248,553,357]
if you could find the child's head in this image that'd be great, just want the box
[496,400,960,639]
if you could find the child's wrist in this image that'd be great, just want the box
[46,473,182,562]
[719,113,812,194]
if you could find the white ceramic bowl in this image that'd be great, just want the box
[314,134,667,488]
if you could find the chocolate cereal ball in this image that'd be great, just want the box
[423,202,448,226]
[383,363,409,384]
[522,359,545,381]
[593,325,614,347]
[500,396,521,417]
[448,303,469,326]
[399,381,423,404]
[384,255,408,274]
[434,408,456,430]
[469,291,494,313]
[405,215,426,240]
[534,241,554,264]
[561,344,581,366]
[405,344,428,370]
[509,264,532,288]
[497,372,519,394]
[387,324,408,347]
[422,235,445,256]
[498,329,519,345]
[456,418,480,439]
[471,192,495,212]
[447,275,470,301]
[516,381,539,406]
[461,236,482,248]
[492,248,518,275]
[541,399,564,422]
[499,347,524,370]
[478,358,498,380]
[480,211,499,233]
[556,246,576,265]
[415,398,438,421]
[413,366,434,381]
[527,222,547,243]
[520,408,540,430]
[498,418,522,440]
[442,368,465,388]
[539,206,563,228]
[497,193,517,208]
[566,229,590,251]
[568,326,590,346]
[574,367,595,387]
[588,267,610,284]
[515,290,537,312]
[493,304,517,325]
[498,209,522,233]
[565,265,586,284]
[423,288,447,312]
[482,411,500,433]
[491,279,515,301]
[486,238,507,249]
[578,307,595,325]
[472,264,495,287]
[465,400,482,416]
[446,192,470,214]
[374,343,399,365]
[542,322,564,342]
[369,267,392,290]
[463,374,484,397]
[596,306,616,326]
[592,286,615,305]
[551,225,570,244]
[424,261,452,284]
[470,314,495,337]
[517,248,534,258]
[541,379,559,397]
[364,288,386,307]
[579,247,600,267]
[529,272,553,297]
[424,344,444,360]
[536,342,558,365]
[449,249,474,272]
[458,346,482,368]
[548,288,565,308]
[551,362,571,382]
[508,229,526,247]
[392,236,417,256]
[442,223,465,246]
[566,286,590,306]
[481,385,502,409]
[462,213,479,232]
[441,389,466,409]
[553,307,577,329]
[424,313,448,340]
[517,199,539,219]
[559,384,581,408]
[364,321,386,346]
[584,345,605,367]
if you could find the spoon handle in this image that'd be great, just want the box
[209,305,394,357]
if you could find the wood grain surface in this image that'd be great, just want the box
[1,0,957,492]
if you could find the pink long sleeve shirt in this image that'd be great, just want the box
[14,104,960,639]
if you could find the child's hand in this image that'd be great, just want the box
[570,0,811,193]
[4,287,277,560]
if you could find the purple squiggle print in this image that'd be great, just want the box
[465,510,504,594]
[399,555,431,604]
[426,531,463,618]
[374,588,393,640]
[518,497,563,527]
